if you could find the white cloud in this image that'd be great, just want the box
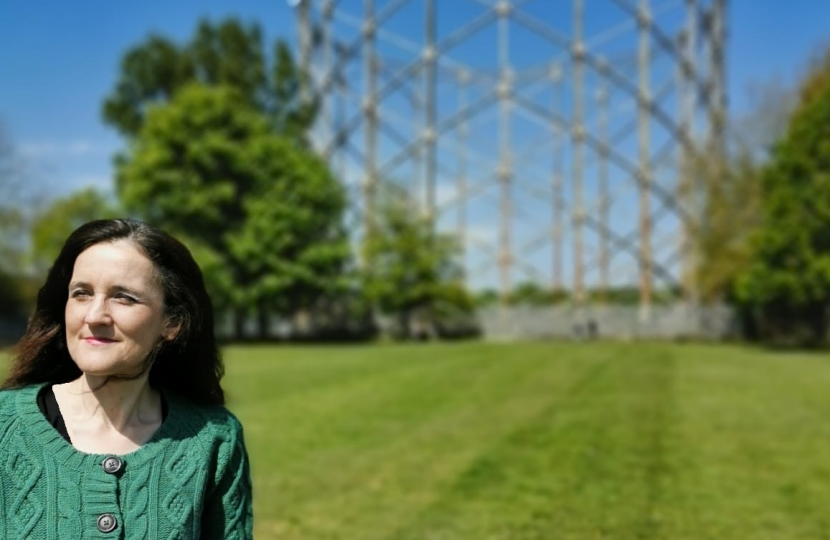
[70,175,114,192]
[19,139,116,158]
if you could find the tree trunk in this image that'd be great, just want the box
[417,304,438,341]
[233,308,246,341]
[397,309,410,340]
[257,304,270,340]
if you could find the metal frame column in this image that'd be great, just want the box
[572,0,586,312]
[425,0,438,221]
[709,0,727,156]
[497,0,513,305]
[551,64,564,295]
[679,0,698,299]
[597,81,610,302]
[363,0,378,252]
[297,0,312,103]
[321,0,335,151]
[457,69,469,262]
[637,0,653,322]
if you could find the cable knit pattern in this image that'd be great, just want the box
[223,436,253,539]
[0,384,254,539]
[123,453,151,538]
[202,429,254,539]
[6,437,44,538]
[161,439,199,536]
[58,468,83,540]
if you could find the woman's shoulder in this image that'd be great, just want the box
[0,386,17,418]
[0,384,43,436]
[0,384,39,412]
[165,394,246,444]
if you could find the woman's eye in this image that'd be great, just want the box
[70,290,90,298]
[115,294,138,304]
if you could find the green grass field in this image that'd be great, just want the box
[216,342,830,539]
[4,341,830,539]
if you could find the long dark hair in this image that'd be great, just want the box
[2,219,225,406]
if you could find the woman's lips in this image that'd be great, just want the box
[83,337,117,345]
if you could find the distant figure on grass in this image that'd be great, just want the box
[572,319,600,341]
[0,219,253,538]
[587,318,599,339]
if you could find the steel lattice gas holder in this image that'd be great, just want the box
[291,0,727,323]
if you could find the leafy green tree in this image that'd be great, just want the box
[188,19,267,104]
[269,40,318,144]
[474,288,499,308]
[115,82,272,327]
[363,192,473,339]
[509,281,573,306]
[509,281,549,306]
[101,35,194,137]
[102,18,316,144]
[104,18,329,340]
[116,85,265,254]
[685,149,763,304]
[476,285,568,308]
[734,74,830,346]
[28,187,120,278]
[594,286,640,305]
[795,45,830,116]
[225,136,349,335]
[680,70,809,305]
[117,84,349,339]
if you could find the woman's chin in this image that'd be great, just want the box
[72,357,142,379]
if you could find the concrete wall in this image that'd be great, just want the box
[476,303,737,341]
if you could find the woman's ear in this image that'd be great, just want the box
[162,317,182,341]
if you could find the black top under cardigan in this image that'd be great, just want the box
[36,385,168,443]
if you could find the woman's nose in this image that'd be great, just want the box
[83,296,112,325]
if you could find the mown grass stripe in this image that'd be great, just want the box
[386,346,617,540]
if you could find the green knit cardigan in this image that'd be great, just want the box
[0,383,253,539]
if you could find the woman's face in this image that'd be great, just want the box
[65,240,171,378]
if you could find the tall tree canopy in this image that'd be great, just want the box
[116,84,349,336]
[102,18,316,144]
[684,148,763,304]
[362,191,473,338]
[734,58,830,346]
[104,18,347,339]
[795,46,830,115]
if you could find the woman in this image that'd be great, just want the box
[0,219,253,538]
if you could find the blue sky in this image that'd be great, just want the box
[0,0,293,193]
[1,1,829,290]
[1,0,828,197]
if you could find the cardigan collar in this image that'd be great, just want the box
[14,383,190,470]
